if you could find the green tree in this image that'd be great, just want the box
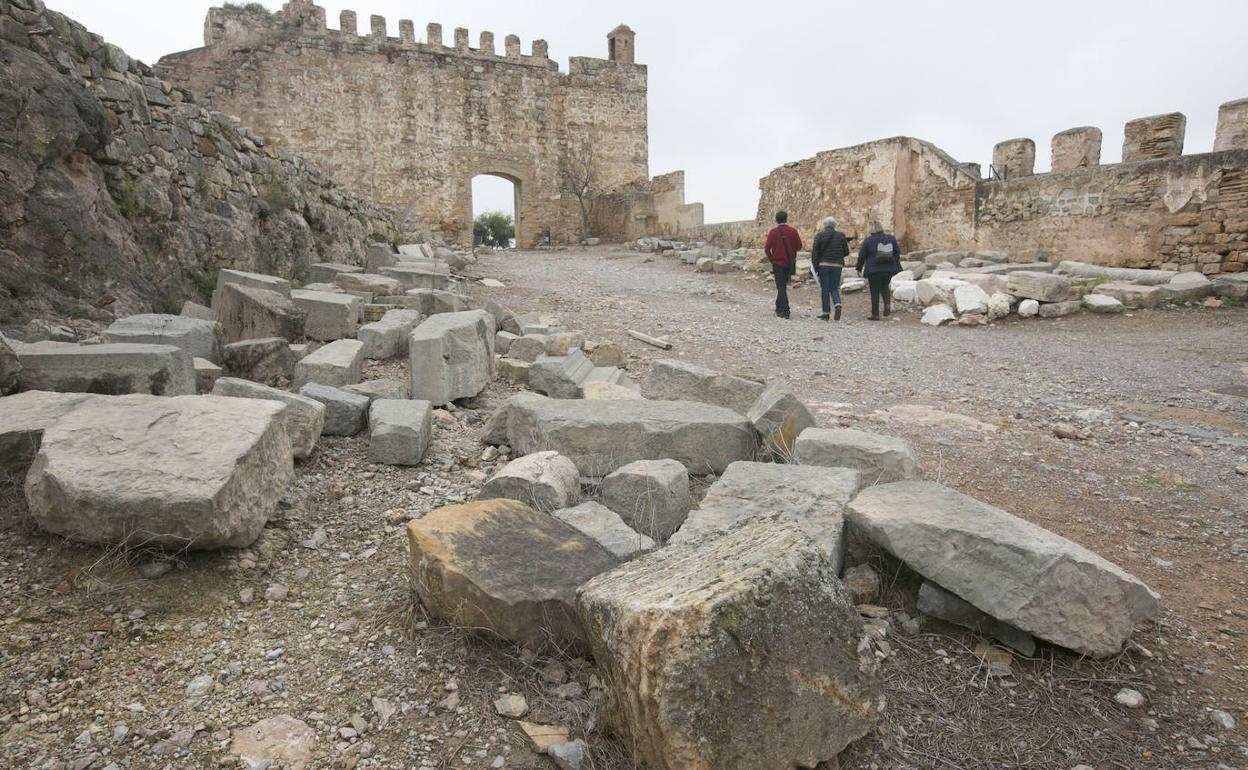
[473,211,515,248]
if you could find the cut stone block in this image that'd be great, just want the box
[16,342,196,397]
[407,499,618,652]
[400,289,472,316]
[293,339,365,389]
[530,350,595,399]
[495,331,519,355]
[381,265,453,292]
[218,284,305,343]
[194,358,223,393]
[478,450,581,512]
[0,336,20,396]
[554,502,654,559]
[366,243,398,271]
[1038,300,1082,318]
[363,304,397,323]
[1167,272,1214,300]
[1082,293,1125,314]
[953,284,991,315]
[917,581,1036,657]
[307,263,364,283]
[670,461,859,572]
[587,342,626,368]
[795,427,922,485]
[599,459,690,542]
[180,301,216,322]
[104,314,223,363]
[1007,271,1072,303]
[544,332,585,356]
[0,391,101,477]
[1058,261,1177,285]
[344,378,409,403]
[408,310,495,406]
[290,290,361,342]
[1092,282,1167,308]
[647,359,764,415]
[359,309,422,360]
[211,269,291,310]
[508,335,549,363]
[296,383,370,436]
[847,481,1160,657]
[577,520,883,770]
[212,377,325,459]
[747,382,816,460]
[222,338,295,387]
[25,395,293,549]
[368,399,433,466]
[486,393,756,477]
[334,272,402,297]
[498,357,531,385]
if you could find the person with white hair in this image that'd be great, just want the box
[856,219,902,320]
[810,216,850,321]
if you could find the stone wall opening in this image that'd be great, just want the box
[471,173,521,249]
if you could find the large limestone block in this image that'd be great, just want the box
[218,284,305,343]
[297,383,369,436]
[290,290,361,342]
[1082,293,1125,314]
[399,288,472,316]
[917,581,1036,656]
[670,461,859,572]
[359,309,422,360]
[25,395,293,549]
[307,263,364,283]
[599,459,690,542]
[1167,272,1214,300]
[477,450,581,512]
[795,427,922,485]
[0,391,101,476]
[553,502,654,559]
[746,382,816,459]
[1038,299,1082,318]
[530,350,594,399]
[1093,282,1167,308]
[487,394,756,477]
[16,343,196,397]
[368,399,433,466]
[408,310,495,405]
[1058,261,1177,286]
[293,339,365,389]
[577,520,883,770]
[212,377,325,459]
[847,482,1160,657]
[647,359,764,416]
[222,338,295,386]
[953,284,991,315]
[211,269,291,310]
[1007,271,1071,303]
[407,499,618,651]
[344,378,409,402]
[381,265,453,292]
[104,314,223,363]
[1,336,21,395]
[334,272,402,297]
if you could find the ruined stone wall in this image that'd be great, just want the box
[0,0,399,327]
[156,1,649,248]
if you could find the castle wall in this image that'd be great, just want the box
[157,1,648,248]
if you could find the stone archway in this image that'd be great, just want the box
[457,161,537,249]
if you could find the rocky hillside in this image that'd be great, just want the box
[0,0,402,328]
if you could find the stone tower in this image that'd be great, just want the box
[608,25,636,64]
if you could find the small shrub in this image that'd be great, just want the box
[1221,295,1244,308]
[109,177,141,218]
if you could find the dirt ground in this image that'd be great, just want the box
[0,246,1244,770]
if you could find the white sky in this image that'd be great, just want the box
[49,0,1248,223]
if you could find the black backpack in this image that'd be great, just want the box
[874,240,897,265]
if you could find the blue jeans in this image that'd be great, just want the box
[772,265,790,316]
[818,265,843,315]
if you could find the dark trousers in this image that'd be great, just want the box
[818,265,843,315]
[867,272,892,317]
[772,265,790,317]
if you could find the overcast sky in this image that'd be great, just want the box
[49,0,1248,223]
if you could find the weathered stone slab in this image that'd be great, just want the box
[218,284,305,343]
[25,395,293,549]
[211,269,291,310]
[290,290,361,342]
[1058,261,1177,285]
[953,284,991,315]
[0,391,101,477]
[577,520,883,770]
[399,289,472,316]
[334,272,402,297]
[194,358,223,393]
[344,378,409,403]
[478,451,581,512]
[307,262,364,283]
[1,336,21,396]
[1167,272,1214,300]
[498,357,531,385]
[554,502,654,559]
[407,499,618,651]
[212,377,325,459]
[647,359,764,415]
[670,462,859,572]
[366,243,398,271]
[795,428,922,485]
[747,382,816,459]
[599,459,690,542]
[495,331,519,355]
[847,481,1160,657]
[222,338,295,386]
[1213,273,1248,299]
[1092,282,1167,308]
[1038,300,1082,318]
[381,265,453,292]
[1082,293,1125,314]
[359,309,422,360]
[530,350,595,399]
[487,394,756,476]
[408,310,494,405]
[917,581,1036,656]
[368,399,433,466]
[297,383,369,436]
[16,343,196,397]
[293,339,365,389]
[1007,271,1072,303]
[104,314,223,363]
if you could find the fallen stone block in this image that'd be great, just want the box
[222,338,296,386]
[578,519,883,770]
[211,269,291,310]
[368,399,433,466]
[25,395,293,549]
[487,394,756,476]
[218,284,305,343]
[180,301,216,322]
[296,383,370,436]
[647,359,764,415]
[921,304,957,326]
[747,382,816,460]
[956,273,1008,295]
[408,499,618,651]
[1018,299,1040,317]
[359,309,422,360]
[1059,261,1177,285]
[194,358,223,393]
[1082,293,1125,314]
[498,357,531,386]
[530,350,595,399]
[847,481,1160,657]
[915,278,967,307]
[1007,271,1072,303]
[508,335,549,363]
[917,581,1036,656]
[599,459,690,542]
[495,331,519,355]
[953,284,991,315]
[16,342,196,396]
[670,461,859,572]
[104,314,223,363]
[544,331,586,356]
[795,427,922,485]
[362,303,397,323]
[290,290,361,342]
[891,280,918,303]
[554,502,654,559]
[587,342,626,368]
[212,377,325,459]
[478,450,581,512]
[1,337,21,396]
[293,339,365,389]
[366,243,398,271]
[307,262,364,283]
[1167,272,1214,300]
[1214,273,1248,299]
[344,378,409,403]
[333,272,402,297]
[408,310,494,405]
[400,288,472,316]
[381,265,453,292]
[1093,282,1167,308]
[1037,300,1082,318]
[0,391,101,477]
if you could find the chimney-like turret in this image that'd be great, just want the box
[608,24,635,63]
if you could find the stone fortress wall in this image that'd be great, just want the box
[157,1,669,248]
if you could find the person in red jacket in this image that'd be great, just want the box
[764,210,803,319]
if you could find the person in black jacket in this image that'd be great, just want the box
[811,217,849,321]
[856,219,902,321]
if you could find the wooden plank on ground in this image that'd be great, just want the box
[627,329,673,350]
